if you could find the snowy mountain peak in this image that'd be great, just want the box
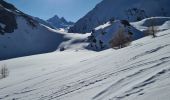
[53,15,60,19]
[47,15,74,29]
[60,17,67,22]
[0,0,17,11]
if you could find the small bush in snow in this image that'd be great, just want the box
[121,20,131,27]
[109,17,115,23]
[0,64,9,79]
[60,47,65,51]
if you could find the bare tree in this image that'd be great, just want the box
[110,27,132,49]
[150,18,157,38]
[144,18,158,37]
[0,64,9,79]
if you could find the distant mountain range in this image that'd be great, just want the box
[47,15,74,29]
[33,15,74,30]
[69,0,170,33]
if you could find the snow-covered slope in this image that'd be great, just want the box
[47,15,74,29]
[0,25,170,100]
[88,20,144,50]
[0,0,67,60]
[57,32,90,51]
[131,17,170,32]
[69,0,170,33]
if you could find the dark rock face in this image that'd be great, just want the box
[0,8,17,34]
[0,0,17,34]
[125,8,147,21]
[121,20,131,27]
[0,0,17,10]
[0,0,39,35]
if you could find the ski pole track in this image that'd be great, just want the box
[30,57,170,99]
[112,67,170,100]
[92,60,170,100]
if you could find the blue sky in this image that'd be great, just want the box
[6,0,103,22]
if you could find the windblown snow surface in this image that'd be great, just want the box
[0,20,170,100]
